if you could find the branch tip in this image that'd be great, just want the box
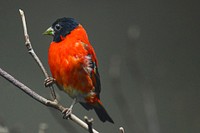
[19,9,24,15]
[119,127,125,133]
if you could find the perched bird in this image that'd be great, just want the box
[43,17,114,123]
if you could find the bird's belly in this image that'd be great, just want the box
[62,85,87,102]
[51,58,94,101]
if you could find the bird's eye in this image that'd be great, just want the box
[55,24,61,31]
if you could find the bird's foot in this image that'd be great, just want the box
[62,98,76,119]
[62,108,72,119]
[44,77,55,87]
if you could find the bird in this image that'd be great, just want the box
[43,17,114,123]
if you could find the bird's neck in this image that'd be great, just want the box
[61,24,90,44]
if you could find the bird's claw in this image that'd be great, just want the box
[44,77,55,87]
[62,108,72,119]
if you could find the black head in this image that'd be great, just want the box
[44,17,79,42]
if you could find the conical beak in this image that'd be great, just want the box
[43,27,54,35]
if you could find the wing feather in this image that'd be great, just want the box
[82,42,101,98]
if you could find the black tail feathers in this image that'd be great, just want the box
[80,102,114,123]
[93,102,114,123]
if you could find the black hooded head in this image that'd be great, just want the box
[44,17,79,42]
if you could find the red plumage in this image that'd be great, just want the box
[44,18,114,123]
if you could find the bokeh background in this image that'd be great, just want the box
[0,0,199,133]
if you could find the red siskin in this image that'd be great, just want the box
[43,17,114,123]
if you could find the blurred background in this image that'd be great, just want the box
[0,0,199,133]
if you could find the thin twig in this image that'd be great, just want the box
[84,116,94,133]
[19,9,56,100]
[0,68,99,133]
[19,9,47,78]
[119,127,125,133]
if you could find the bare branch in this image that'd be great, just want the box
[19,9,56,100]
[19,9,47,78]
[0,68,99,133]
[84,116,94,133]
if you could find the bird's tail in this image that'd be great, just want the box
[93,100,114,123]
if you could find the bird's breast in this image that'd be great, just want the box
[48,41,94,98]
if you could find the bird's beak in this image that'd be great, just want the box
[43,27,54,36]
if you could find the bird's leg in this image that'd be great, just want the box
[44,76,56,87]
[62,98,77,119]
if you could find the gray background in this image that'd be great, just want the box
[0,0,199,133]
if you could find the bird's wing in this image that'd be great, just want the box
[81,42,101,98]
